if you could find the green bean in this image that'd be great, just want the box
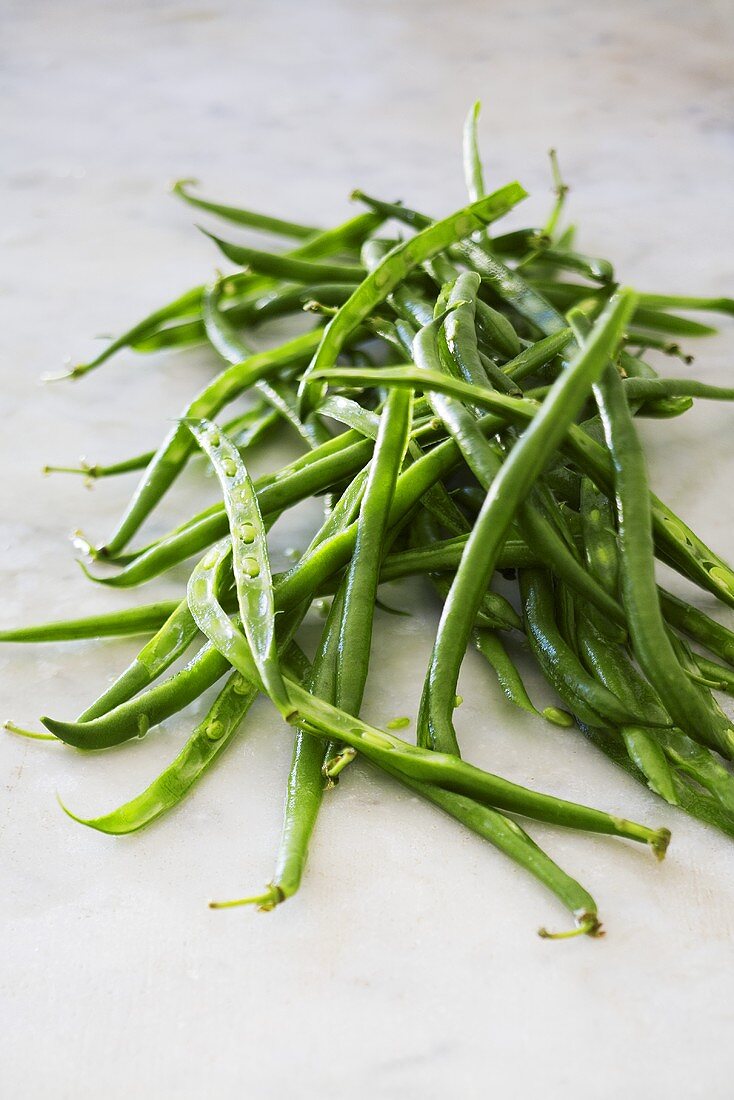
[525,247,614,285]
[588,328,734,757]
[543,149,569,240]
[43,639,231,748]
[502,329,574,382]
[130,283,354,354]
[44,453,155,480]
[378,532,539,580]
[576,486,680,799]
[0,600,181,643]
[620,726,679,805]
[417,290,636,754]
[319,396,381,439]
[580,479,619,602]
[297,182,528,412]
[201,229,366,284]
[529,280,600,312]
[46,400,282,483]
[635,292,734,318]
[172,179,322,238]
[60,670,259,834]
[693,656,734,696]
[102,424,367,572]
[624,332,693,363]
[47,285,212,382]
[63,464,369,736]
[441,274,488,389]
[187,421,292,717]
[308,601,599,934]
[187,539,669,851]
[462,101,486,204]
[521,571,661,728]
[322,570,601,934]
[176,181,386,262]
[473,628,573,726]
[533,281,722,337]
[380,766,601,938]
[211,608,344,911]
[660,590,734,667]
[476,306,522,360]
[424,570,522,633]
[621,377,734,403]
[622,307,717,339]
[618,350,693,420]
[47,274,267,382]
[356,193,567,337]
[430,303,626,624]
[336,387,412,714]
[76,598,208,721]
[656,726,734,813]
[62,207,384,379]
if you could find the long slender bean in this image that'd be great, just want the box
[589,332,734,757]
[60,671,259,833]
[417,290,635,754]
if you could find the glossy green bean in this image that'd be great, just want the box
[521,571,659,728]
[462,101,485,204]
[187,420,291,716]
[76,598,207,721]
[621,377,734,403]
[660,589,734,667]
[477,628,541,717]
[378,532,539,580]
[61,670,259,834]
[634,292,734,317]
[336,387,412,715]
[43,639,231,748]
[580,479,619,602]
[381,764,601,937]
[591,341,734,757]
[202,229,365,284]
[502,329,574,382]
[0,600,180,643]
[172,179,321,237]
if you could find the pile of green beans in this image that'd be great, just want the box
[7,104,734,939]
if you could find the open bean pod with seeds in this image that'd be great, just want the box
[6,103,734,939]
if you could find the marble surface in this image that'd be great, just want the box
[2,1,734,1096]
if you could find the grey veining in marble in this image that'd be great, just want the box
[2,1,734,1097]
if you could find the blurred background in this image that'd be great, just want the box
[2,2,733,1098]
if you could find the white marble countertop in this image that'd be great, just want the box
[3,1,734,1096]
